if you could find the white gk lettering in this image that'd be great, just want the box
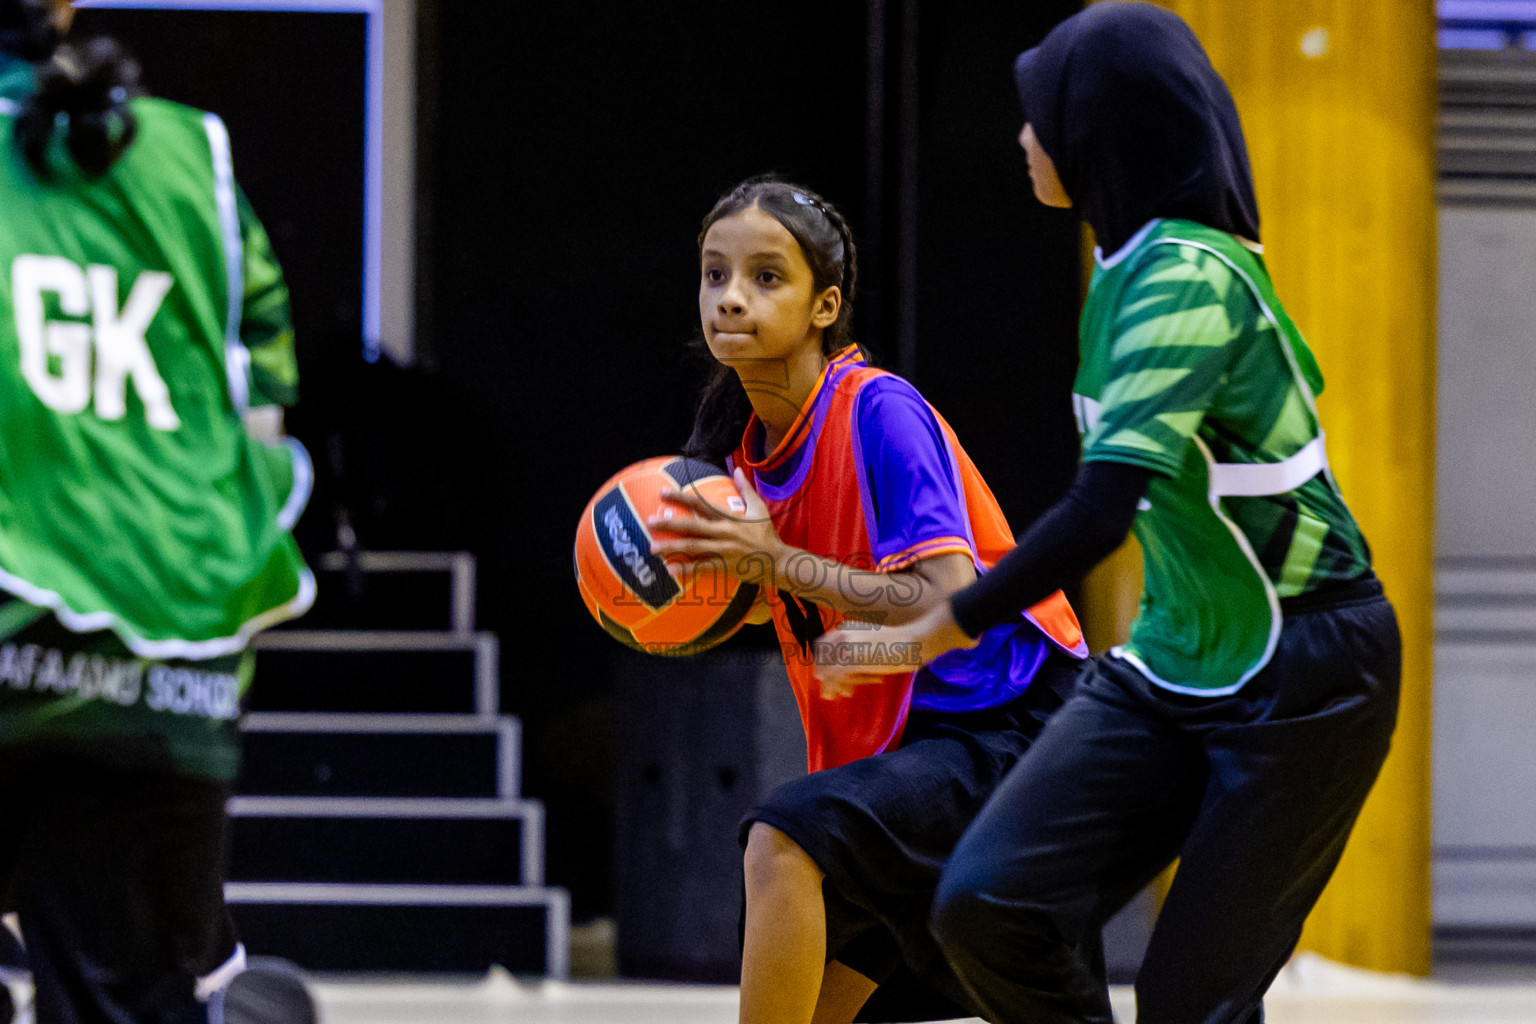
[11,255,181,430]
[604,505,656,586]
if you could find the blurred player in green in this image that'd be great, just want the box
[820,5,1401,1022]
[0,1,317,1020]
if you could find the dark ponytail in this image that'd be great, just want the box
[684,176,866,467]
[16,37,143,178]
[2,0,144,182]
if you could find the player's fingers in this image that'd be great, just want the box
[647,512,720,537]
[732,469,769,519]
[823,666,884,698]
[649,536,716,558]
[819,675,853,699]
[658,487,722,518]
[815,648,854,697]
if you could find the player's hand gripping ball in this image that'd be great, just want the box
[574,457,761,657]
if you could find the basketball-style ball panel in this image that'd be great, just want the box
[574,561,602,621]
[590,485,679,611]
[656,457,737,498]
[575,566,642,650]
[574,456,756,657]
[689,581,761,650]
[574,501,652,630]
[598,606,647,652]
[625,459,746,565]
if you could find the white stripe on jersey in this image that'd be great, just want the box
[202,113,251,416]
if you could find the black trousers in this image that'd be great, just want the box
[0,752,237,1024]
[931,580,1401,1024]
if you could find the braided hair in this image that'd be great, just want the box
[1,1,143,178]
[684,176,866,467]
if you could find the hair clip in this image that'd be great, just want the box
[792,192,820,209]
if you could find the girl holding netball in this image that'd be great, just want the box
[820,5,1403,1023]
[650,177,1090,1024]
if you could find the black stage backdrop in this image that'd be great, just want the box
[419,1,1083,921]
[71,9,368,376]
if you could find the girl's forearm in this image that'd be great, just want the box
[950,460,1150,637]
[737,545,962,627]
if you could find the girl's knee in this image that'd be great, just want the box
[932,858,1060,955]
[743,823,822,897]
[931,867,999,952]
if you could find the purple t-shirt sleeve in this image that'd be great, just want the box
[854,376,975,571]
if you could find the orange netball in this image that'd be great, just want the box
[574,456,761,656]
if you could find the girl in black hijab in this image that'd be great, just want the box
[1013,0,1259,256]
[817,5,1402,1023]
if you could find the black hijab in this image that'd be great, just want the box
[1014,1,1260,257]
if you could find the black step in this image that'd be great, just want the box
[227,797,539,886]
[225,883,568,976]
[271,551,475,634]
[247,632,497,715]
[237,714,518,799]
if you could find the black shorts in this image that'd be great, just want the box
[740,651,1080,1022]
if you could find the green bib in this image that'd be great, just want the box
[0,73,313,658]
[1075,219,1370,694]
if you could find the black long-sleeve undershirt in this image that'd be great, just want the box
[951,460,1154,638]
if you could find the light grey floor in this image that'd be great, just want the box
[304,955,1536,1024]
[5,952,1534,1023]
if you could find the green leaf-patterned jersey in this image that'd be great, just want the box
[1076,219,1372,694]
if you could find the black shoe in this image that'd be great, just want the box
[213,957,317,1024]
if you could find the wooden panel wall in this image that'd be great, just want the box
[1080,0,1438,973]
